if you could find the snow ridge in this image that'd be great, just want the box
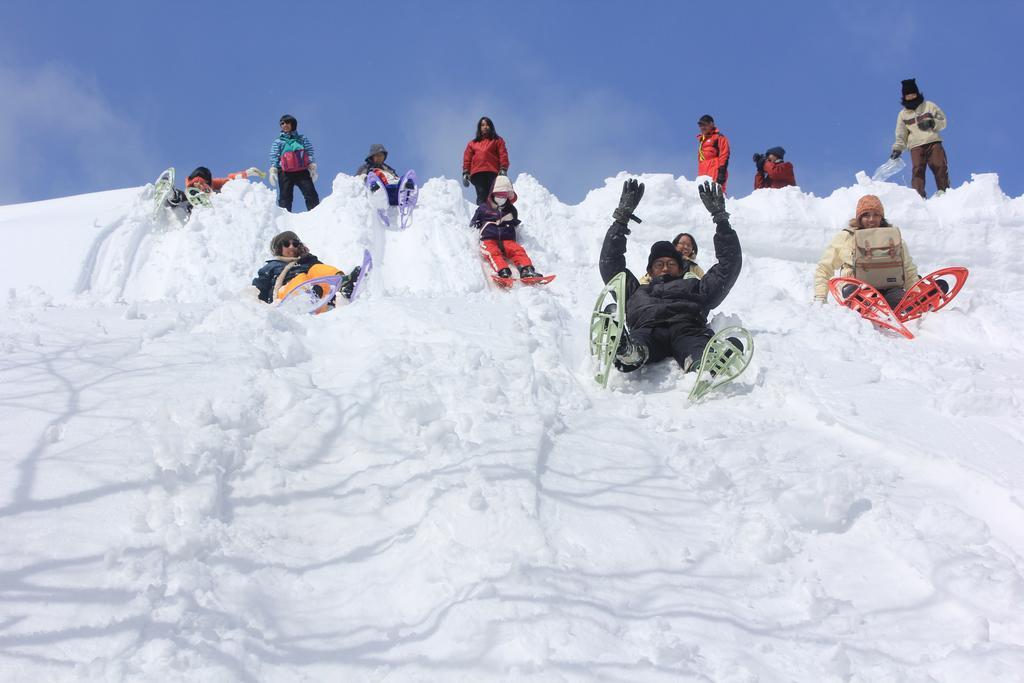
[1,172,1023,681]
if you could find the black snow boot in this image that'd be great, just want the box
[496,267,512,279]
[613,328,648,372]
[340,266,361,299]
[519,265,543,278]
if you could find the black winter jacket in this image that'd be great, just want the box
[599,219,741,331]
[252,253,322,303]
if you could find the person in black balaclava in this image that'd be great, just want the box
[889,78,950,198]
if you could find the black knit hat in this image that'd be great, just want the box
[697,114,715,125]
[901,79,919,96]
[279,114,298,129]
[765,146,786,160]
[189,166,212,184]
[647,241,685,274]
[271,230,301,255]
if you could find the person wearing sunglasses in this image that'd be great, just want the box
[469,175,545,281]
[252,231,361,305]
[268,114,320,213]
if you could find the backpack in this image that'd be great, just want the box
[853,227,905,290]
[279,136,309,172]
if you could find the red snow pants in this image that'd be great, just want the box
[481,239,533,272]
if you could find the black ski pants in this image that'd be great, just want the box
[278,169,320,212]
[470,171,497,205]
[623,323,713,373]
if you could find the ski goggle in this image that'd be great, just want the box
[492,192,510,199]
[280,239,303,248]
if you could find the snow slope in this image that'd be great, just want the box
[2,170,1023,682]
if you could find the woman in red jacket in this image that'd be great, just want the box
[462,117,509,204]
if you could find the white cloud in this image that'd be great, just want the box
[0,63,153,204]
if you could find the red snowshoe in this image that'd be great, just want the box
[894,267,968,322]
[828,277,914,339]
[520,274,556,286]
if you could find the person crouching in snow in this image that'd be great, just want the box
[600,180,743,373]
[252,231,361,306]
[639,232,705,284]
[813,194,945,307]
[470,175,544,281]
[752,147,796,189]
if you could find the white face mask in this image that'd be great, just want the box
[494,196,507,206]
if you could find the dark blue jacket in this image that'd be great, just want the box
[470,202,520,241]
[252,253,321,303]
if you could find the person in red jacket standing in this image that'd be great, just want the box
[752,147,797,189]
[697,114,731,194]
[462,116,510,204]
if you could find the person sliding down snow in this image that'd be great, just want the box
[161,166,262,215]
[813,194,939,307]
[356,143,399,181]
[252,231,361,305]
[600,180,742,373]
[470,175,546,284]
[185,166,263,194]
[356,143,415,206]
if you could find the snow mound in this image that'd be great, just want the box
[2,171,1024,681]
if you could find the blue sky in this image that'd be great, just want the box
[2,0,1021,206]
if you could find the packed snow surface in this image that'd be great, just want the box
[2,170,1023,681]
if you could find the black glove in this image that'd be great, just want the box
[499,168,507,176]
[462,172,470,187]
[612,178,644,224]
[890,149,902,160]
[698,181,729,223]
[752,153,765,171]
[919,118,936,131]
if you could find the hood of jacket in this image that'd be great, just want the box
[489,174,518,204]
[364,143,388,163]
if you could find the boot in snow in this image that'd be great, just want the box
[614,328,648,372]
[340,266,361,299]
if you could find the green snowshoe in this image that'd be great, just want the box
[152,167,175,217]
[589,272,627,387]
[185,186,213,208]
[688,326,754,402]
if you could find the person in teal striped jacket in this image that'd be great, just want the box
[268,114,320,212]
